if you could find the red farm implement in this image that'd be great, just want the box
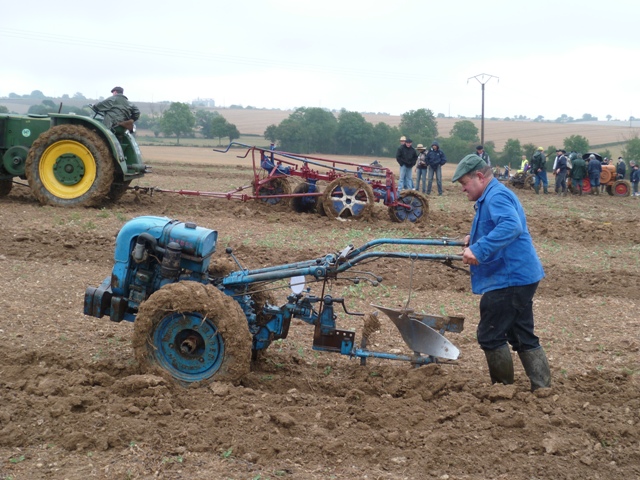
[147,143,429,223]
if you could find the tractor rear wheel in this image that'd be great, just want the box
[106,179,132,202]
[0,179,11,197]
[388,191,429,223]
[582,178,592,194]
[612,180,631,197]
[322,177,375,220]
[291,182,319,213]
[25,124,114,207]
[255,177,291,206]
[133,281,252,387]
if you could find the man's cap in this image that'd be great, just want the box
[537,146,544,151]
[400,136,406,141]
[452,154,488,183]
[476,145,483,150]
[416,144,426,150]
[556,149,566,153]
[111,86,124,94]
[405,138,413,143]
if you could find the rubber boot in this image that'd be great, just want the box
[534,185,540,194]
[518,347,551,392]
[543,186,549,194]
[484,345,515,385]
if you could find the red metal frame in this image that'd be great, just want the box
[154,143,407,208]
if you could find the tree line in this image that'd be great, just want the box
[262,107,640,166]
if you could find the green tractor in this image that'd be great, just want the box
[0,111,148,206]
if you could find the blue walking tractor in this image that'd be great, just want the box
[84,216,467,386]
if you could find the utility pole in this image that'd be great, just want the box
[467,74,499,146]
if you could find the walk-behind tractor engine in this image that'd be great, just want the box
[85,216,467,386]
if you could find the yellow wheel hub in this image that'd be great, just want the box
[39,140,97,199]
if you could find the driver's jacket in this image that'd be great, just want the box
[93,94,140,129]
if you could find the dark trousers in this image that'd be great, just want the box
[477,282,541,352]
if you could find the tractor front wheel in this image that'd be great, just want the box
[25,124,114,207]
[612,180,631,197]
[388,191,429,223]
[322,177,375,220]
[0,179,11,197]
[133,281,252,387]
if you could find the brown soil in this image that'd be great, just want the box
[0,153,639,480]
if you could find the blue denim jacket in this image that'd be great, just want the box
[469,179,544,294]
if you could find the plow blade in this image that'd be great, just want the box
[372,305,461,360]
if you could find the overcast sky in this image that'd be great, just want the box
[1,0,638,121]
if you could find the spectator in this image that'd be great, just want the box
[518,155,530,174]
[616,157,626,180]
[631,161,639,196]
[531,147,549,194]
[587,154,602,195]
[476,145,491,167]
[554,149,568,196]
[570,153,587,195]
[396,137,417,191]
[415,144,428,193]
[425,141,447,196]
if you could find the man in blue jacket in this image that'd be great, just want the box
[452,154,551,391]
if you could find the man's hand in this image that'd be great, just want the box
[462,247,479,266]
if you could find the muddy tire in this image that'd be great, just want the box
[322,177,375,220]
[291,181,319,213]
[524,174,534,189]
[133,281,252,387]
[106,179,131,202]
[255,177,291,206]
[0,179,12,197]
[388,191,429,223]
[25,124,115,207]
[612,180,630,197]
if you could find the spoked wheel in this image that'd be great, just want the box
[133,281,252,387]
[322,177,375,220]
[291,182,320,213]
[255,176,291,205]
[388,191,429,223]
[25,124,114,207]
[0,179,12,197]
[613,180,630,197]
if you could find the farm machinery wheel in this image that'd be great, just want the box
[255,176,291,206]
[322,177,375,220]
[106,179,132,202]
[524,174,534,189]
[133,281,252,387]
[0,179,11,197]
[582,178,591,194]
[388,191,429,223]
[291,182,319,213]
[25,124,115,207]
[612,180,630,197]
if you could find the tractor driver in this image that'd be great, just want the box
[91,86,140,131]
